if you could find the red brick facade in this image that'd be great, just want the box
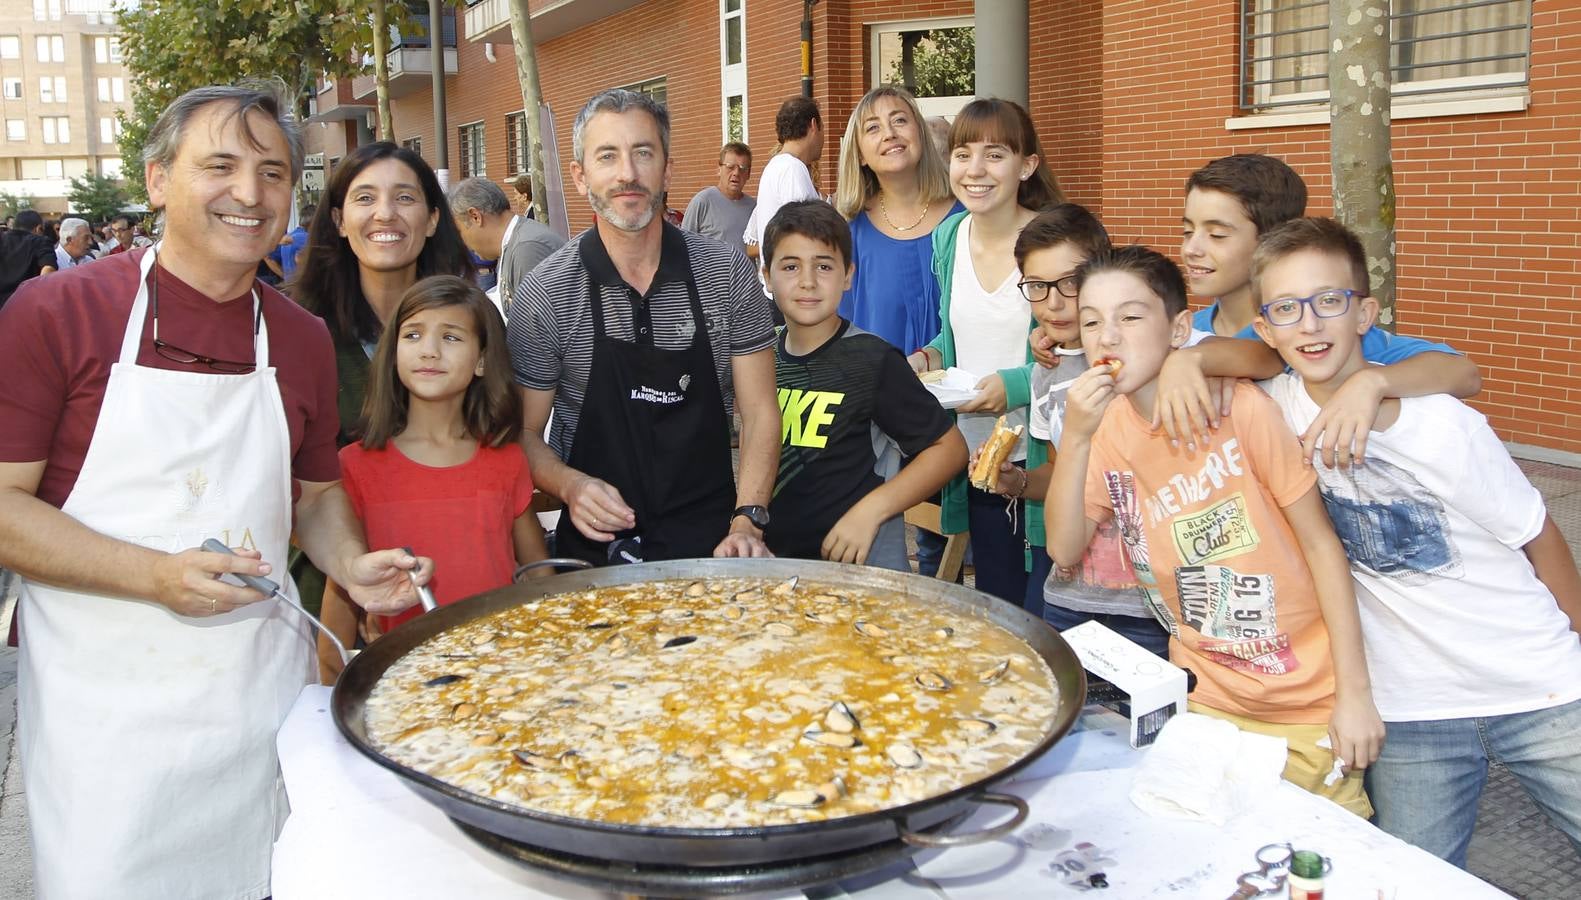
[306,1,1580,453]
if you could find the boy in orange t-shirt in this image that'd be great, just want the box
[1046,245,1383,816]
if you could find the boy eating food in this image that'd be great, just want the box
[1046,244,1383,816]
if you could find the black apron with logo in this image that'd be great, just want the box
[556,248,736,564]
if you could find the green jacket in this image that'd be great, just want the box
[924,211,1046,565]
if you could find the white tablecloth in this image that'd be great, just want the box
[273,686,1508,899]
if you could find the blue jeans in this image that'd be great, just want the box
[1040,603,1171,658]
[1365,697,1581,868]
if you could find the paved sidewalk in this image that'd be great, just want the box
[2,459,1580,897]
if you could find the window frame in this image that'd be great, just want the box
[505,110,527,178]
[720,0,748,143]
[867,16,976,120]
[457,120,485,179]
[1237,0,1533,114]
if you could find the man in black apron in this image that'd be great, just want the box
[508,88,779,565]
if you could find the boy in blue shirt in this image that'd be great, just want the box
[1165,153,1482,464]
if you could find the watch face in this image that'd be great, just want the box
[736,506,770,528]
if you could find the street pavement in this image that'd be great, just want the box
[3,459,1581,898]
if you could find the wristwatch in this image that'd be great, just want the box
[732,505,771,529]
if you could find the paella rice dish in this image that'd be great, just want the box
[365,577,1059,828]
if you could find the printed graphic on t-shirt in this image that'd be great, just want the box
[1314,457,1461,583]
[1171,493,1260,566]
[1175,564,1298,674]
[1104,469,1176,633]
[1142,438,1246,526]
[778,388,845,450]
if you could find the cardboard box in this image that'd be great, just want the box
[1061,620,1186,747]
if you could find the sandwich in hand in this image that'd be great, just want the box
[970,416,1024,491]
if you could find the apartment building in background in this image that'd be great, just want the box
[300,1,1574,457]
[0,0,130,214]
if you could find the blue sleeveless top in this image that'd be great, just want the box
[838,202,965,352]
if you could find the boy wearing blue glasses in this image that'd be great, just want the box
[1255,217,1581,868]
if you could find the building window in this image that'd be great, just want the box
[5,120,23,141]
[2,79,20,100]
[112,77,124,102]
[99,116,122,143]
[46,158,64,179]
[41,116,68,144]
[101,157,123,179]
[40,76,66,103]
[726,96,744,143]
[620,77,667,108]
[458,121,484,178]
[505,111,527,177]
[720,1,747,142]
[402,136,421,158]
[93,36,121,64]
[37,35,64,62]
[0,37,18,59]
[1240,0,1532,110]
[869,18,976,119]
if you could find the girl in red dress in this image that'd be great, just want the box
[341,275,549,633]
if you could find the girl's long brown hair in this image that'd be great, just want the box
[358,275,521,450]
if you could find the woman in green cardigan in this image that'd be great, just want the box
[906,99,1062,608]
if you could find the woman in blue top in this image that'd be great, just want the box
[834,86,963,352]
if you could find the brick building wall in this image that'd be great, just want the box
[305,1,1578,453]
[1098,0,1581,451]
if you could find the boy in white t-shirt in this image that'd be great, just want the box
[1253,217,1581,868]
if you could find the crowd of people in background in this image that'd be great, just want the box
[1,77,1580,900]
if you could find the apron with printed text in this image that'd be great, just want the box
[17,247,313,900]
[555,250,736,564]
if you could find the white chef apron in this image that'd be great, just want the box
[17,247,313,900]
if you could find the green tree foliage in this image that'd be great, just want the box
[67,172,132,224]
[0,192,32,218]
[115,0,418,201]
[886,27,975,98]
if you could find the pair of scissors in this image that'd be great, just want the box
[1226,842,1293,899]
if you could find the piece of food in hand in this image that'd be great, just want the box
[1096,357,1123,377]
[970,416,1024,491]
[918,368,948,384]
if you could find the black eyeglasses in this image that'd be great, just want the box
[149,263,259,373]
[1259,289,1356,327]
[1018,274,1079,303]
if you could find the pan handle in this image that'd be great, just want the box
[513,558,595,582]
[899,791,1029,848]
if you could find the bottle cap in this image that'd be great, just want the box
[1291,850,1324,879]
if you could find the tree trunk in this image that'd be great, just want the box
[507,0,547,219]
[372,2,394,142]
[1329,0,1395,327]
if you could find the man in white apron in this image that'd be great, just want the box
[0,84,432,899]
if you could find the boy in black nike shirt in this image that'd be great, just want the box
[762,201,967,568]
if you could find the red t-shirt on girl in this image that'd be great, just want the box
[339,441,534,631]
